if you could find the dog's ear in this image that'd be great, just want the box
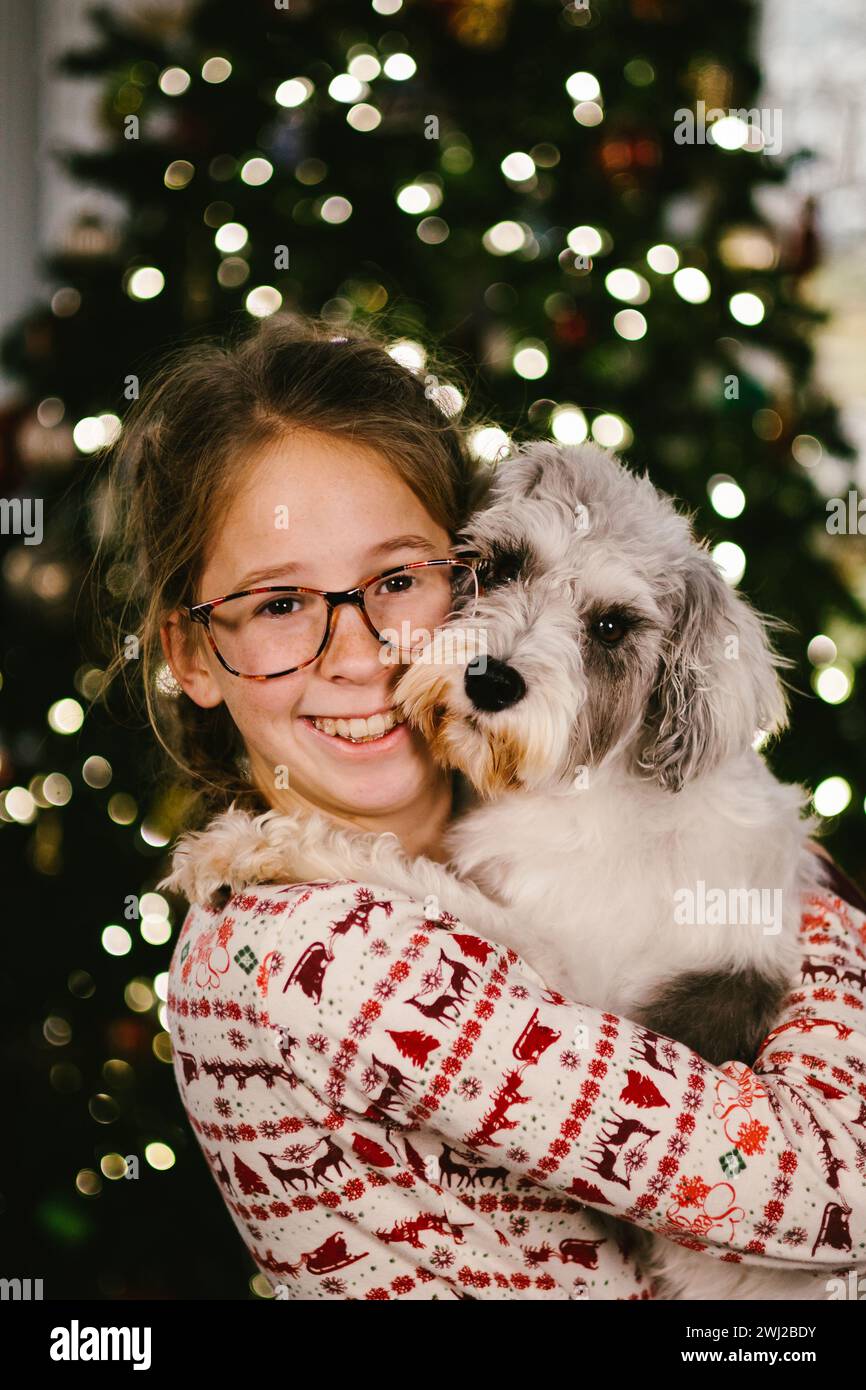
[637,548,789,792]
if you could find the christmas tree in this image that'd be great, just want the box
[1,0,863,1298]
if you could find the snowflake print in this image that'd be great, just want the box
[624,1145,650,1178]
[370,939,390,957]
[736,1117,769,1155]
[781,1227,808,1247]
[361,1064,381,1094]
[227,1028,248,1051]
[259,1120,280,1140]
[419,966,443,993]
[457,1076,482,1101]
[325,1076,346,1106]
[429,1245,455,1270]
[392,1275,415,1295]
[281,1142,315,1163]
[374,976,398,1002]
[647,1173,671,1199]
[771,1173,793,1200]
[349,1011,379,1040]
[320,1277,347,1296]
[559,1049,582,1070]
[507,1146,530,1165]
[509,984,530,1000]
[214,1098,232,1117]
[307,1032,329,1055]
[673,1174,711,1207]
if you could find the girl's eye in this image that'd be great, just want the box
[257,595,302,618]
[380,573,415,594]
[592,614,628,646]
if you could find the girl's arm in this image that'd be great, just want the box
[256,877,866,1274]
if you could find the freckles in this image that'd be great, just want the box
[223,676,302,730]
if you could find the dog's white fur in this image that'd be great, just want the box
[166,441,838,1301]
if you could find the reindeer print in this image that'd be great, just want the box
[164,874,866,1301]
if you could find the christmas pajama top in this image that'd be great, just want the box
[166,865,866,1300]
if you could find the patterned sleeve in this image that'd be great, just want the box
[264,879,866,1272]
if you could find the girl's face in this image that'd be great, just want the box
[163,428,454,831]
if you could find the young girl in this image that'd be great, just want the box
[103,314,866,1300]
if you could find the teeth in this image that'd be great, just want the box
[311,707,404,741]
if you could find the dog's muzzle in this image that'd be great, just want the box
[464,656,527,712]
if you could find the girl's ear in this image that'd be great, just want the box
[160,614,224,709]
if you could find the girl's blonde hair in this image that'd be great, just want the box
[96,312,494,815]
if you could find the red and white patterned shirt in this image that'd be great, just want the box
[166,875,866,1300]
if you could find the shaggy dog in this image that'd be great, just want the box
[168,441,834,1300]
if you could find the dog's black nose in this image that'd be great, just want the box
[464,657,527,712]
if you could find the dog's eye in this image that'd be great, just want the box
[592,614,629,646]
[482,553,523,588]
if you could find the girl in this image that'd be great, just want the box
[103,314,866,1300]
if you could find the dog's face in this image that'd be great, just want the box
[396,442,789,798]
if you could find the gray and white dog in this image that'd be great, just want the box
[169,440,829,1299]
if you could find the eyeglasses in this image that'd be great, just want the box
[186,558,480,679]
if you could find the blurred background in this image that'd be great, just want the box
[1,0,864,1300]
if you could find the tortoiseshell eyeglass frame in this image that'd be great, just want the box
[185,556,481,680]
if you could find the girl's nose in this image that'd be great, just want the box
[317,601,385,682]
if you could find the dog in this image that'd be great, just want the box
[168,441,832,1299]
